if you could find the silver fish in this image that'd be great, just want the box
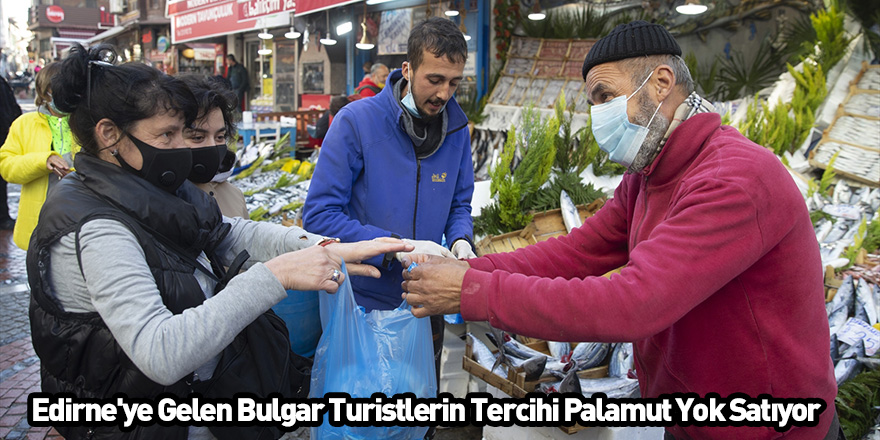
[830,334,840,363]
[570,342,609,370]
[502,335,553,360]
[854,278,878,326]
[828,275,855,335]
[609,343,634,378]
[467,333,506,378]
[513,355,548,382]
[814,218,834,243]
[832,180,852,205]
[834,358,860,386]
[558,365,582,394]
[560,190,582,234]
[578,377,640,398]
[548,341,572,360]
[873,284,880,325]
[823,220,852,243]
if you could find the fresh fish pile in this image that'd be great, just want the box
[828,116,880,147]
[843,93,880,118]
[826,274,880,386]
[468,329,638,397]
[857,68,880,91]
[811,141,880,184]
[810,182,880,269]
[229,141,317,224]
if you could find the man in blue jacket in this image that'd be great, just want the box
[303,17,476,425]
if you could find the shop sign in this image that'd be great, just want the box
[170,0,288,44]
[46,6,65,23]
[157,36,169,52]
[166,0,228,16]
[193,47,216,60]
[142,30,153,43]
[238,0,295,21]
[119,9,140,25]
[293,0,358,16]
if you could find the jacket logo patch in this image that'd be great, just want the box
[432,172,447,183]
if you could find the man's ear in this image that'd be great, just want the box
[95,118,121,150]
[653,64,676,101]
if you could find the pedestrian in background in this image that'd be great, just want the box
[356,62,389,97]
[0,62,80,249]
[0,77,22,230]
[226,54,249,112]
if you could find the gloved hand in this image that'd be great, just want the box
[395,239,455,262]
[451,239,477,259]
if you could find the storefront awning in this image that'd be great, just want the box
[84,23,134,44]
[294,0,362,17]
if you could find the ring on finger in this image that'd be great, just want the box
[330,269,341,283]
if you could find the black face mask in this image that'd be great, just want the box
[116,133,193,193]
[188,144,228,183]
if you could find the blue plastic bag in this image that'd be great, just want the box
[310,263,436,439]
[272,290,322,357]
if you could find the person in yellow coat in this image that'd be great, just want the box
[0,63,80,249]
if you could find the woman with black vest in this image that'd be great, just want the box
[27,44,411,440]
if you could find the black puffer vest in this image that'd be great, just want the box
[29,155,312,440]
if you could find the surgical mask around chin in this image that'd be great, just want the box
[590,72,662,169]
[401,73,447,119]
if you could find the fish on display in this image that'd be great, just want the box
[570,342,610,370]
[501,333,551,360]
[609,343,634,378]
[834,340,865,385]
[467,333,506,378]
[558,365,583,394]
[827,275,855,335]
[548,341,572,360]
[578,376,640,398]
[830,334,841,363]
[854,278,878,326]
[560,190,582,234]
[832,180,852,206]
[814,218,833,243]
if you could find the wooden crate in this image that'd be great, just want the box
[474,199,606,256]
[462,337,608,434]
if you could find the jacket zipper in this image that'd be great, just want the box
[413,159,421,238]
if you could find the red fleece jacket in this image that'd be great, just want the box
[462,113,836,439]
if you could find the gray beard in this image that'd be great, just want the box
[627,94,671,174]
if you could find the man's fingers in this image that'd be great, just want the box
[347,263,380,278]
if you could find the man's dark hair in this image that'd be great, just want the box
[406,17,467,71]
[226,54,237,63]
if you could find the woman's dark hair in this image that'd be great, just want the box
[406,17,468,71]
[51,43,197,155]
[179,74,237,139]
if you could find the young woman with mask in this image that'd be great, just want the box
[27,44,411,440]
[0,62,80,249]
[180,74,248,218]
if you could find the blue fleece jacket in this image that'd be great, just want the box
[303,69,474,311]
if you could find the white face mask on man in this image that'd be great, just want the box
[589,71,662,169]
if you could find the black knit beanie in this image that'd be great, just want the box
[582,20,682,80]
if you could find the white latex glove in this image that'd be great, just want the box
[451,239,477,259]
[395,239,455,262]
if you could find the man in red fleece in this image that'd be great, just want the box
[356,62,389,97]
[400,21,839,439]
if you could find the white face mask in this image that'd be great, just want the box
[211,168,234,183]
[590,71,662,169]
